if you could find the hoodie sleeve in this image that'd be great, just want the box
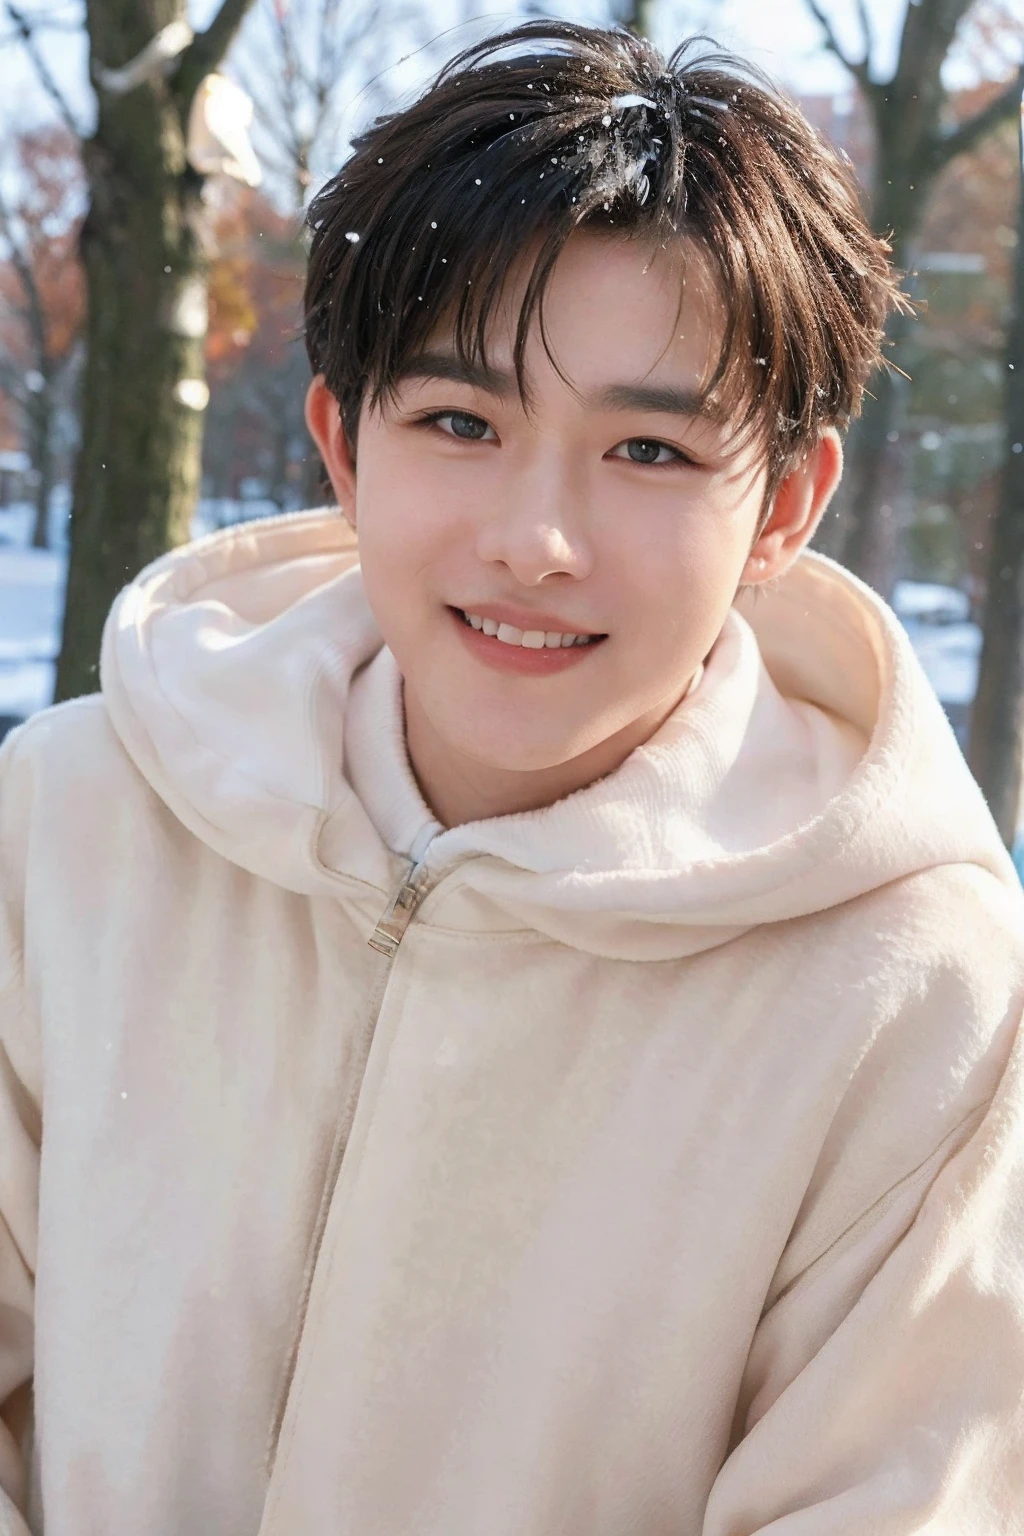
[0,726,40,1533]
[702,955,1024,1534]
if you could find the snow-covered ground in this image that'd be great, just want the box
[0,498,277,723]
[1,506,1022,876]
[0,506,66,722]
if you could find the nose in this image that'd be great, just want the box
[474,458,596,585]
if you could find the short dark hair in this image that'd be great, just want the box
[303,19,906,502]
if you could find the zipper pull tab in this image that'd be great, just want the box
[368,859,429,958]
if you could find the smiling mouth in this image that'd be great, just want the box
[451,607,608,650]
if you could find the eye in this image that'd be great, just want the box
[418,410,497,442]
[610,437,691,468]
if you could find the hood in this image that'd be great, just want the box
[100,507,1017,960]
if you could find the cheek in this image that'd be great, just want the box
[355,462,441,586]
[609,509,752,660]
[614,515,720,612]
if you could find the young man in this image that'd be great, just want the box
[2,19,1023,1535]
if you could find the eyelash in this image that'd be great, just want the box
[410,409,697,471]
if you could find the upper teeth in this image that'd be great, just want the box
[462,612,597,648]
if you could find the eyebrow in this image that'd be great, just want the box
[392,349,719,421]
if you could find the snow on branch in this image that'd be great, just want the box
[173,0,256,109]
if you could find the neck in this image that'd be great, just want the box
[402,677,696,829]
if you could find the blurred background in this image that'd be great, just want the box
[0,0,1022,859]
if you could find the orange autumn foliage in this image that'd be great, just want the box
[0,124,84,379]
[206,185,304,375]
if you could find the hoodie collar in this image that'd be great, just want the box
[341,618,859,879]
[342,642,707,869]
[100,508,1019,961]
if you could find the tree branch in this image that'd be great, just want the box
[172,0,256,109]
[0,360,27,399]
[0,183,48,361]
[802,0,874,93]
[925,65,1023,174]
[4,1,84,136]
[853,0,874,61]
[235,61,297,158]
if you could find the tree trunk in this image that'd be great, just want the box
[621,0,654,37]
[300,439,327,508]
[28,378,55,550]
[271,401,291,509]
[837,178,919,597]
[836,365,901,595]
[52,0,254,701]
[968,146,1024,849]
[55,94,209,700]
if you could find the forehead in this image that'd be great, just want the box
[425,229,727,400]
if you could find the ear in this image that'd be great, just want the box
[305,375,358,526]
[739,428,843,587]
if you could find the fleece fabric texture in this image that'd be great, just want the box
[1,507,1024,1535]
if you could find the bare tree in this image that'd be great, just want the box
[969,73,1024,848]
[620,0,656,36]
[597,0,723,40]
[5,0,262,699]
[231,0,416,508]
[0,125,84,548]
[231,0,498,509]
[235,0,401,215]
[803,0,1022,595]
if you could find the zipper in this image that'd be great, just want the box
[264,850,436,1474]
[367,855,434,956]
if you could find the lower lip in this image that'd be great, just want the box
[449,608,607,676]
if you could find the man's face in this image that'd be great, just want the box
[309,231,838,816]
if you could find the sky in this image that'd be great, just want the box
[0,0,1020,175]
[1,0,907,141]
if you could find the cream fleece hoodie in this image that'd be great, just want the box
[1,507,1024,1535]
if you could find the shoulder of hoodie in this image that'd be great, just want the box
[0,701,121,1029]
[831,855,1024,996]
[0,694,173,874]
[2,690,137,788]
[765,858,1024,1297]
[795,856,1024,1139]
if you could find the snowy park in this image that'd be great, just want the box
[3,0,1024,1527]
